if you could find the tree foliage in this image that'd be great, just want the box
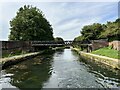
[81,23,104,40]
[9,5,54,41]
[54,37,64,42]
[100,19,120,41]
[74,18,120,42]
[74,36,84,41]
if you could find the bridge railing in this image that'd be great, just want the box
[31,40,91,45]
[31,41,65,45]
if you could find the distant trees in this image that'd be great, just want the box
[54,37,64,43]
[81,23,104,40]
[74,36,84,42]
[9,5,54,41]
[74,18,120,42]
[100,18,120,41]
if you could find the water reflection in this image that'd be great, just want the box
[1,49,120,89]
[54,49,64,54]
[71,50,120,88]
[4,50,55,89]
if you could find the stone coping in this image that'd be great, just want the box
[0,52,40,63]
[72,48,120,70]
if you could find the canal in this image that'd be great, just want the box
[1,49,120,89]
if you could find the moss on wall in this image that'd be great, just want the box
[72,48,120,70]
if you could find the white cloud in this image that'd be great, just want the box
[0,2,118,40]
[0,0,119,2]
[50,2,118,40]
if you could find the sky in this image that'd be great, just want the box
[0,0,119,41]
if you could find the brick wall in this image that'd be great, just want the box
[1,41,33,56]
[109,41,120,51]
[91,40,109,50]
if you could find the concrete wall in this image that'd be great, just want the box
[109,41,120,51]
[1,52,41,69]
[72,48,120,70]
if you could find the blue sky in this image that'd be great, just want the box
[0,1,119,41]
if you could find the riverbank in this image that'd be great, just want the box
[0,51,43,69]
[2,49,120,88]
[91,47,120,59]
[72,48,120,70]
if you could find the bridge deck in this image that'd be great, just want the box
[31,41,92,47]
[32,44,64,46]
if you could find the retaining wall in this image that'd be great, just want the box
[72,48,120,70]
[0,52,42,69]
[1,41,34,57]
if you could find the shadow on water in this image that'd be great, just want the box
[2,49,120,89]
[72,50,120,87]
[3,50,55,89]
[54,49,64,54]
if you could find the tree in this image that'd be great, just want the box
[81,23,104,40]
[9,5,54,41]
[74,18,120,43]
[74,36,84,41]
[54,37,64,43]
[100,19,120,41]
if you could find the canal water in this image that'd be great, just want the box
[1,49,120,89]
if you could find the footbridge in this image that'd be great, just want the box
[31,41,91,46]
[31,41,73,46]
[31,41,92,52]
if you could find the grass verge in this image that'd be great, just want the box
[91,47,120,59]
